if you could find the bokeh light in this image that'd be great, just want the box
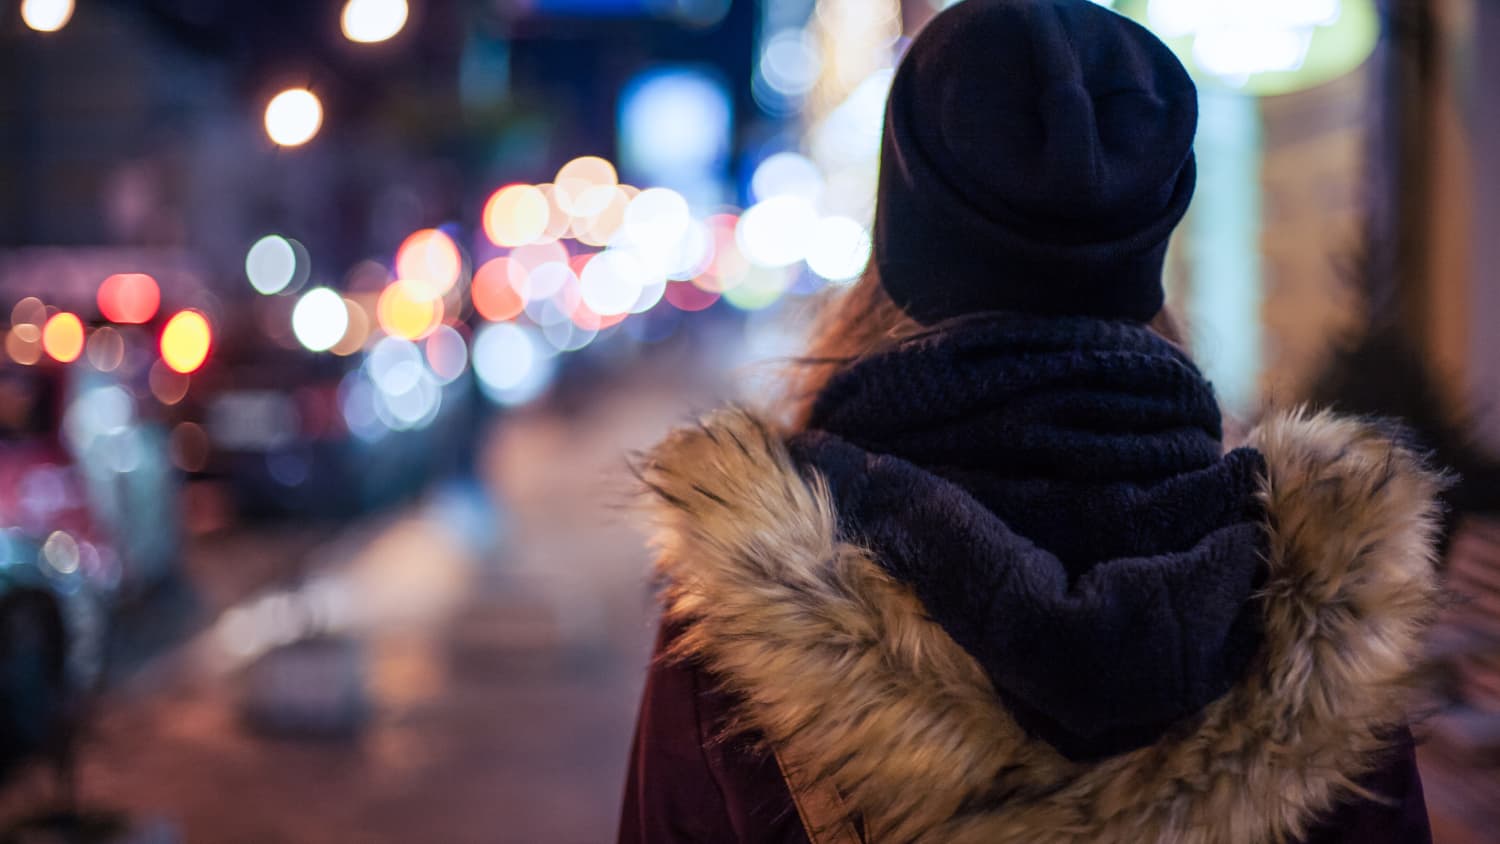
[737,195,819,268]
[97,272,161,324]
[580,250,651,317]
[805,216,872,283]
[758,29,822,99]
[377,279,443,340]
[11,297,46,336]
[41,312,84,363]
[331,297,371,356]
[1139,0,1377,95]
[364,337,443,431]
[525,264,580,315]
[482,184,550,247]
[424,325,469,385]
[506,242,572,300]
[664,219,715,282]
[86,326,125,372]
[341,0,408,44]
[751,152,824,204]
[620,188,691,251]
[664,281,719,312]
[534,184,574,242]
[160,310,212,374]
[5,331,41,366]
[170,422,211,473]
[554,156,619,217]
[246,235,303,295]
[292,287,350,353]
[722,266,793,311]
[367,337,424,396]
[573,186,634,248]
[471,258,526,322]
[619,69,733,194]
[20,0,73,32]
[472,322,555,406]
[694,213,750,293]
[395,228,463,300]
[149,360,191,405]
[264,88,323,147]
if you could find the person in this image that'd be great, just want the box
[619,1,1442,841]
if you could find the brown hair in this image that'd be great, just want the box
[785,265,1190,430]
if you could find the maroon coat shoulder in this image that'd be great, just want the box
[620,622,1432,844]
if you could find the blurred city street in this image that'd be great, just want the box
[0,359,721,843]
[3,0,1500,841]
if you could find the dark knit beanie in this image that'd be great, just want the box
[875,0,1198,324]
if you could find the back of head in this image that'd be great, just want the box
[876,0,1198,324]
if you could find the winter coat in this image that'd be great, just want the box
[620,407,1441,844]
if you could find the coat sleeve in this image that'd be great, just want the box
[618,621,741,844]
[1300,726,1432,844]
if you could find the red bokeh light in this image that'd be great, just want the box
[97,273,161,324]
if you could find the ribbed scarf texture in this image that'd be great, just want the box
[790,313,1269,760]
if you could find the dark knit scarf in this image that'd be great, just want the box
[789,313,1268,761]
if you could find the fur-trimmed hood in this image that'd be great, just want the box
[640,408,1443,844]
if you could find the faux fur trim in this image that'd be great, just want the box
[641,408,1444,844]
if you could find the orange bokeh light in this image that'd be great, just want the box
[160,310,212,374]
[471,259,525,322]
[395,229,462,301]
[97,273,161,324]
[377,279,444,340]
[41,312,84,363]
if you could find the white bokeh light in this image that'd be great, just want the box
[367,337,425,397]
[341,0,409,44]
[751,152,824,204]
[805,217,872,283]
[473,323,556,406]
[580,250,651,317]
[621,188,692,252]
[264,88,324,147]
[21,0,73,32]
[245,235,299,295]
[759,29,822,98]
[736,196,820,268]
[291,288,349,353]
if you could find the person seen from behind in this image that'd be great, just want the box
[620,1,1442,841]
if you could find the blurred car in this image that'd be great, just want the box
[0,363,179,780]
[174,329,482,523]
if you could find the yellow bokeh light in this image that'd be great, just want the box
[395,228,463,301]
[377,280,444,340]
[160,310,213,374]
[41,312,84,363]
[482,185,551,247]
[264,88,323,147]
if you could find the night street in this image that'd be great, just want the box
[0,368,716,843]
